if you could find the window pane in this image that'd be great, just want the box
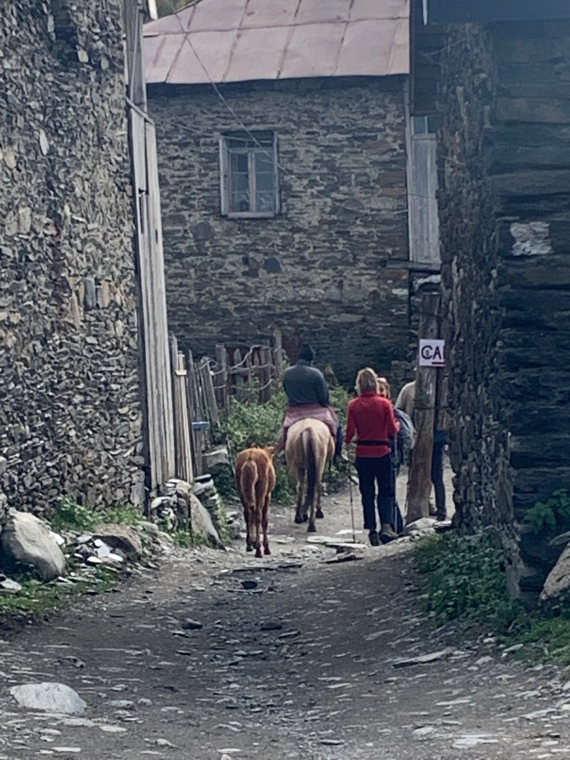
[254,150,276,212]
[229,151,251,212]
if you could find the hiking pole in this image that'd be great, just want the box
[348,463,357,544]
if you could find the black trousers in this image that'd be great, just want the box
[431,430,449,517]
[355,455,396,532]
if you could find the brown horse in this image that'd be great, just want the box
[285,419,334,532]
[236,446,276,558]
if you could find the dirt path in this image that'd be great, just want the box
[1,479,570,759]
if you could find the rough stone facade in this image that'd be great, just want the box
[149,78,411,382]
[0,1,144,518]
[434,19,570,590]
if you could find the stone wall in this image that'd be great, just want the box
[0,1,144,517]
[149,78,411,382]
[434,19,570,590]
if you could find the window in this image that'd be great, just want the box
[220,132,279,217]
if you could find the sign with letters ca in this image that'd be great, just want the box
[419,339,445,367]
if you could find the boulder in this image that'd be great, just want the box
[92,524,142,559]
[9,682,86,714]
[0,510,66,580]
[403,518,437,537]
[540,544,570,603]
[189,494,225,550]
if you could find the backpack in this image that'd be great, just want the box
[395,407,416,451]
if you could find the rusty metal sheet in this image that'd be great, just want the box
[280,23,345,80]
[242,0,299,28]
[225,27,290,82]
[143,0,410,85]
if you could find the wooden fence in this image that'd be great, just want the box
[169,331,287,478]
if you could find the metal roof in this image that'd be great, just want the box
[143,0,410,86]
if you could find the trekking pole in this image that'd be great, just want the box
[348,463,357,544]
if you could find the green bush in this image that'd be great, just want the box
[415,531,525,634]
[525,490,570,535]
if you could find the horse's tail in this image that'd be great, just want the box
[304,429,318,508]
[240,458,258,508]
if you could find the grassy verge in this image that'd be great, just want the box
[415,530,570,665]
[0,566,120,630]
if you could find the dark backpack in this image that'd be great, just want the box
[392,408,416,468]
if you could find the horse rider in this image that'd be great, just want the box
[279,344,343,460]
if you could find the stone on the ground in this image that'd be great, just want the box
[403,518,437,537]
[0,576,22,593]
[540,544,570,603]
[189,493,225,549]
[9,682,87,714]
[181,618,203,630]
[201,445,231,472]
[92,524,142,559]
[0,509,66,580]
[393,648,453,668]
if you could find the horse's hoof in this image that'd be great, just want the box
[264,547,271,556]
[307,523,317,533]
[246,545,253,552]
[316,509,324,519]
[294,515,304,524]
[255,551,262,559]
[302,515,309,523]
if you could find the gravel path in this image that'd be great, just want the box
[1,480,570,759]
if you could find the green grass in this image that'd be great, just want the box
[0,566,120,628]
[50,498,144,532]
[415,531,525,635]
[504,617,570,666]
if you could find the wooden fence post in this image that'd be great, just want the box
[406,292,441,522]
[215,344,229,411]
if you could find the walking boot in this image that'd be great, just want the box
[379,524,398,544]
[368,530,380,547]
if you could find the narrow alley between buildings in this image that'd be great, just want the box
[1,488,570,760]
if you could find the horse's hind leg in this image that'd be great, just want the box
[316,483,325,519]
[295,470,307,523]
[262,496,271,556]
[253,509,262,559]
[244,505,254,552]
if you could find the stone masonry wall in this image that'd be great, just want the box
[149,78,410,382]
[436,19,570,590]
[0,1,144,518]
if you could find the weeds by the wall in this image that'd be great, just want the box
[415,531,525,635]
[51,498,143,532]
[524,490,570,535]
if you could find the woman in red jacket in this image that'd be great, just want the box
[346,368,400,546]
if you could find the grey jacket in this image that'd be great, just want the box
[282,360,330,406]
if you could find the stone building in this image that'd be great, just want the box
[0,1,144,516]
[412,0,570,591]
[143,0,441,381]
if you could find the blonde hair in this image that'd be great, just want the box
[355,367,379,395]
[377,376,392,400]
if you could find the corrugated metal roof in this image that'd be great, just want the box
[143,0,410,85]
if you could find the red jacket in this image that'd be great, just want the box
[346,391,400,458]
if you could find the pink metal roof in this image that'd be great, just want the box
[143,0,410,85]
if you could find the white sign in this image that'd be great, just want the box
[419,339,445,367]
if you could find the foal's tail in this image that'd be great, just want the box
[303,429,318,508]
[240,458,258,508]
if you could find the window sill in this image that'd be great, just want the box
[224,212,279,219]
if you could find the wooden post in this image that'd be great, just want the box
[215,344,229,411]
[273,329,284,379]
[406,292,441,522]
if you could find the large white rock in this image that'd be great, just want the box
[9,682,86,714]
[541,544,570,602]
[0,510,66,580]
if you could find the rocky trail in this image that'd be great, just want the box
[1,483,570,760]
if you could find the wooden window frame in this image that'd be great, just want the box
[219,132,280,218]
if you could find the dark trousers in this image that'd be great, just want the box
[431,430,449,518]
[355,455,396,532]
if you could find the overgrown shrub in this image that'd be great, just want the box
[415,531,525,634]
[525,490,570,535]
